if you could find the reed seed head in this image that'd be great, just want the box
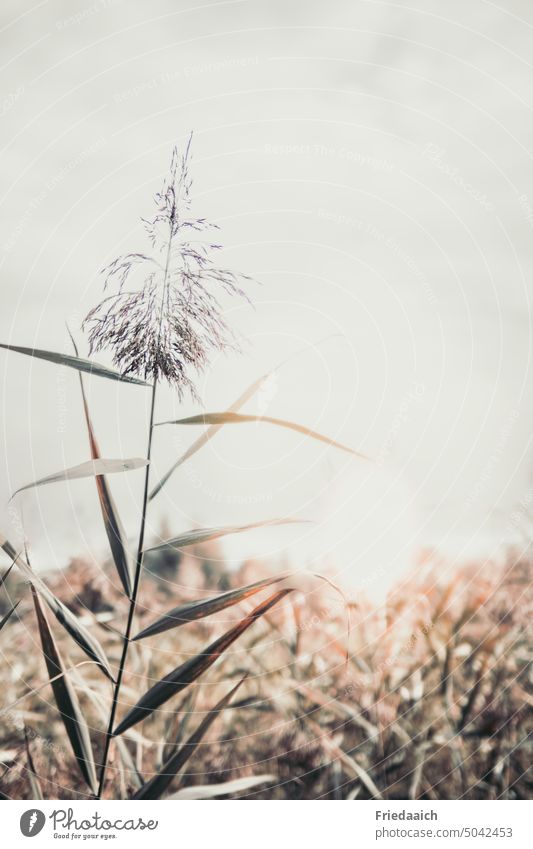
[83,135,250,397]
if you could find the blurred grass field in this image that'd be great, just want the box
[0,540,531,800]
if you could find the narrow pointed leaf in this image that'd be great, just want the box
[68,663,143,791]
[133,573,290,640]
[148,371,271,501]
[0,600,20,632]
[0,536,113,680]
[114,589,293,736]
[144,518,307,555]
[157,412,367,458]
[70,331,132,597]
[148,336,339,501]
[24,727,44,800]
[31,587,98,795]
[0,561,14,590]
[12,457,148,498]
[169,775,276,799]
[132,677,245,799]
[0,343,148,384]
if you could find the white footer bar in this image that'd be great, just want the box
[4,799,531,848]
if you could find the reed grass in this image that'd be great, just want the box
[0,137,372,800]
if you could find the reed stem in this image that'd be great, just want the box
[97,214,176,798]
[96,378,158,798]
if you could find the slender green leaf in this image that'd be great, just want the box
[157,412,367,458]
[114,588,293,736]
[144,518,308,555]
[12,457,148,498]
[69,331,132,597]
[0,536,113,680]
[133,573,290,640]
[0,343,148,385]
[31,587,98,795]
[0,600,20,632]
[169,774,276,799]
[132,677,245,799]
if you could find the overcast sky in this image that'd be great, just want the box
[1,0,532,597]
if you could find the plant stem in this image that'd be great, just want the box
[97,207,177,799]
[96,378,158,798]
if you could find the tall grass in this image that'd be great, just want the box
[0,137,363,800]
[0,551,530,799]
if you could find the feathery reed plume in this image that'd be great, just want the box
[83,134,250,397]
[88,135,256,800]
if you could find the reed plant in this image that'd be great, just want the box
[0,137,360,799]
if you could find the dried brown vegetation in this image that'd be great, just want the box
[0,546,530,800]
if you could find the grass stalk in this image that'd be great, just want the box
[96,378,158,798]
[97,210,175,797]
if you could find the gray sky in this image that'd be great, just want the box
[1,0,532,598]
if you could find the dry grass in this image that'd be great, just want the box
[0,543,530,800]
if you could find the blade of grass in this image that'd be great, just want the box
[169,774,276,799]
[31,586,98,795]
[0,535,113,680]
[12,457,148,498]
[148,371,272,501]
[0,561,14,589]
[160,689,198,765]
[68,664,144,792]
[156,412,368,459]
[132,677,246,799]
[0,599,20,632]
[114,588,294,736]
[307,717,383,799]
[312,572,351,662]
[148,335,343,501]
[1,661,108,715]
[0,343,148,385]
[133,573,290,640]
[292,679,379,740]
[144,518,309,554]
[69,330,133,597]
[24,727,44,800]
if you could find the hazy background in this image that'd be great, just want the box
[1,0,532,600]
